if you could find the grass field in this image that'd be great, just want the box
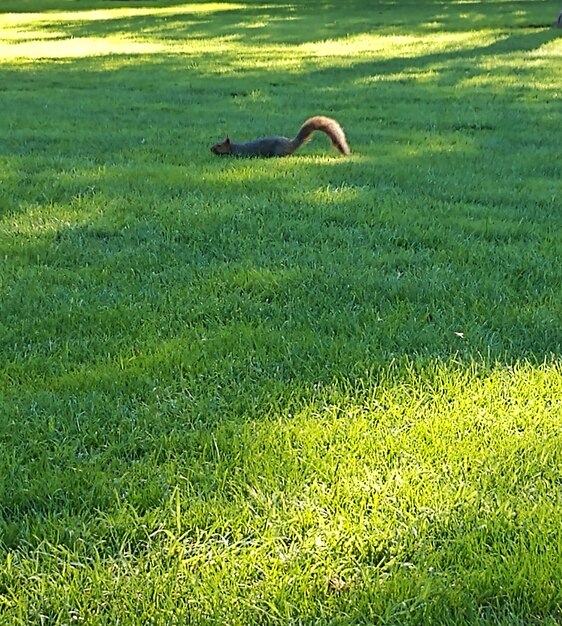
[1,0,562,624]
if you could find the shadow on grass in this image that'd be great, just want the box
[1,10,559,372]
[1,0,560,431]
[5,0,559,44]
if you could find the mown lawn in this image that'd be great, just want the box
[1,1,561,624]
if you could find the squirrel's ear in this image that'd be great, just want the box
[225,137,231,144]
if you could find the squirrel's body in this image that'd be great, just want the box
[211,115,350,158]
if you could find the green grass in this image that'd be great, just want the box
[1,0,561,624]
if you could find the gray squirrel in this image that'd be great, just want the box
[211,116,350,158]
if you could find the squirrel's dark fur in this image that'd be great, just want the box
[211,115,350,158]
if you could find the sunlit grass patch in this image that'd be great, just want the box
[1,3,246,25]
[2,362,561,623]
[0,36,169,59]
[0,2,245,60]
[299,30,502,58]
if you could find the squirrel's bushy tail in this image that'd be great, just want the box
[291,116,350,155]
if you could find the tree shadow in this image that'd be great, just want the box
[1,0,560,425]
[4,0,560,45]
[2,1,560,407]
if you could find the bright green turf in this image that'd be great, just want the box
[1,1,561,624]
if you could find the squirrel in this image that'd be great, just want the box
[210,115,350,158]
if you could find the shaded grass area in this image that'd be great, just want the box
[1,0,562,624]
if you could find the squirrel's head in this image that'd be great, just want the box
[211,137,232,155]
